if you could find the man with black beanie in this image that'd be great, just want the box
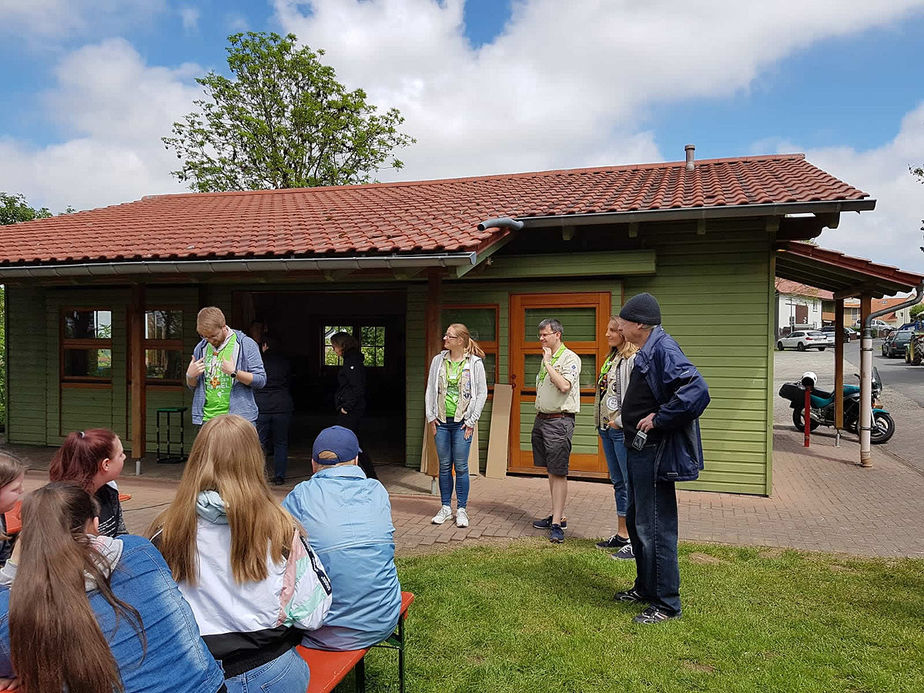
[612,292,710,624]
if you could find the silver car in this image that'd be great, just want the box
[777,330,828,351]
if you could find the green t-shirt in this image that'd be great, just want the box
[444,358,465,419]
[202,331,238,422]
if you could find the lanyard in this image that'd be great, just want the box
[537,344,566,385]
[598,351,617,384]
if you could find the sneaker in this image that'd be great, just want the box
[610,544,635,561]
[548,523,565,543]
[431,505,453,525]
[613,588,646,603]
[633,606,680,624]
[456,508,469,528]
[532,515,568,530]
[595,534,630,550]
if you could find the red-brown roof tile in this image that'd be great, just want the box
[0,153,869,264]
[774,278,834,300]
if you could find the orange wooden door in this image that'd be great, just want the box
[508,292,611,478]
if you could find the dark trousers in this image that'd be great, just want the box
[256,411,291,480]
[336,411,378,480]
[625,441,681,615]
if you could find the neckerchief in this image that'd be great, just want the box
[537,344,566,385]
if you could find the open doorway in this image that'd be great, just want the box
[236,290,407,465]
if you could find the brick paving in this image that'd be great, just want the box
[9,427,923,558]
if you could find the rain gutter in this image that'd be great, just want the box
[0,252,478,280]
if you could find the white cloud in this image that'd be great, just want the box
[0,39,202,212]
[226,11,249,32]
[272,0,924,180]
[0,0,166,39]
[810,103,924,274]
[180,6,200,34]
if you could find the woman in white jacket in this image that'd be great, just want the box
[425,323,488,528]
[148,414,332,693]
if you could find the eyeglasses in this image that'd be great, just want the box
[443,333,460,340]
[537,331,555,338]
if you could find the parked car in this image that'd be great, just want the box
[777,330,828,351]
[854,318,890,329]
[882,330,914,358]
[819,326,853,344]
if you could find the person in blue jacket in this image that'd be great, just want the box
[0,482,225,693]
[186,306,266,425]
[612,293,710,624]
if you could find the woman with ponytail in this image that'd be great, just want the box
[424,323,488,528]
[0,482,224,693]
[50,429,127,537]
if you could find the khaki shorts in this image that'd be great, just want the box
[531,415,575,476]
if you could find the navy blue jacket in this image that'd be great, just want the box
[633,326,710,481]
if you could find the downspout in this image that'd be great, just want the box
[477,217,524,232]
[859,283,924,465]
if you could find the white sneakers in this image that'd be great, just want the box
[431,505,470,527]
[431,505,453,524]
[456,508,469,528]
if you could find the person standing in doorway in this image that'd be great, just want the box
[594,316,638,560]
[613,293,710,624]
[254,336,294,485]
[424,323,488,528]
[186,307,265,426]
[330,332,378,480]
[530,319,581,543]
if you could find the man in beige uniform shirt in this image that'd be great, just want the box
[530,318,581,543]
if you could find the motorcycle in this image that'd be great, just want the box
[778,367,895,444]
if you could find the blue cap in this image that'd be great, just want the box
[312,426,361,464]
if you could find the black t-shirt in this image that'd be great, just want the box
[253,351,294,414]
[96,483,127,537]
[621,368,661,443]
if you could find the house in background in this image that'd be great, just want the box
[825,295,921,328]
[3,151,922,495]
[775,279,831,336]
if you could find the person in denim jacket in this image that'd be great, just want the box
[613,293,710,625]
[0,483,225,693]
[187,307,266,425]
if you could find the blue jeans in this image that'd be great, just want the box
[224,647,309,693]
[598,427,628,516]
[434,420,472,508]
[625,441,681,616]
[256,411,291,479]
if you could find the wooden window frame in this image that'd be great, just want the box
[320,322,387,369]
[60,308,113,385]
[143,308,185,386]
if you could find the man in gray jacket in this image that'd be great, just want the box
[186,306,266,425]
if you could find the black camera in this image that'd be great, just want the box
[631,430,648,451]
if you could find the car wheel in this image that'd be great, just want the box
[777,341,784,351]
[797,342,805,351]
[818,347,826,351]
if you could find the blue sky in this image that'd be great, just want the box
[1,0,923,272]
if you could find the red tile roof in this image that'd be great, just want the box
[774,278,833,300]
[0,153,869,265]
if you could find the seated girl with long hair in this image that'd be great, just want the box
[50,428,127,537]
[148,414,333,693]
[0,482,225,693]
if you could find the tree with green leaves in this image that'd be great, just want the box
[163,32,415,192]
[0,192,52,225]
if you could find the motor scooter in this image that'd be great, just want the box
[778,367,895,444]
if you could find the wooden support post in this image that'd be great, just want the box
[129,285,146,470]
[834,299,845,432]
[422,271,442,479]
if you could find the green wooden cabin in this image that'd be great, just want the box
[0,153,881,495]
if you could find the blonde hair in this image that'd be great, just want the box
[447,323,485,359]
[196,306,226,333]
[148,415,298,585]
[609,316,639,360]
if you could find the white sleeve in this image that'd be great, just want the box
[282,531,333,631]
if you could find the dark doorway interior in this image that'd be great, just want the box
[236,290,407,466]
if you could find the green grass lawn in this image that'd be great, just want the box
[348,540,923,693]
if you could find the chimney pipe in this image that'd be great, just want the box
[684,144,695,171]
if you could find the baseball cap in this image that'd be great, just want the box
[312,426,361,464]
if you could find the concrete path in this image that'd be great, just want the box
[8,427,923,558]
